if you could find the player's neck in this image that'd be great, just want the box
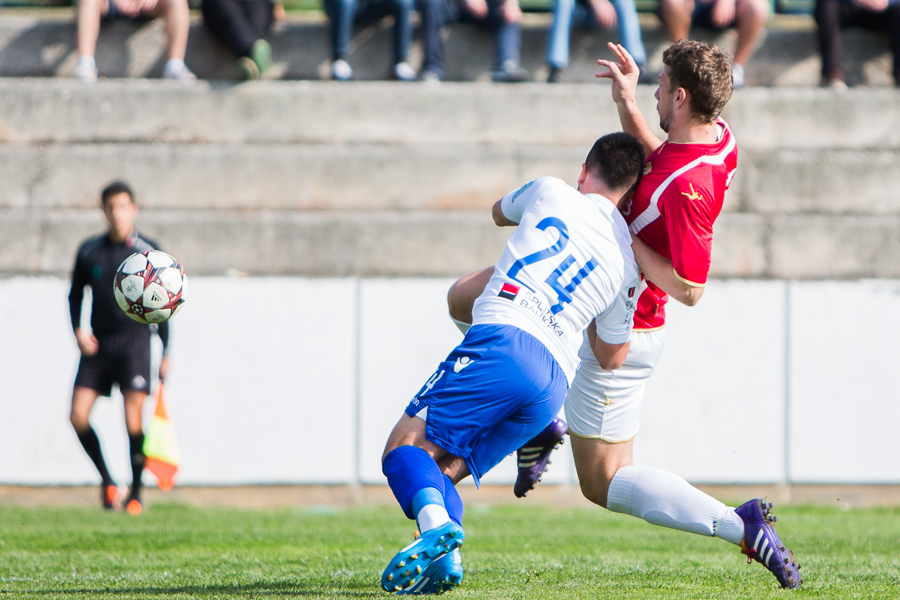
[666,120,720,145]
[108,227,134,244]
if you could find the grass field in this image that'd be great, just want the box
[1,502,898,599]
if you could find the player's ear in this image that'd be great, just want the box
[675,87,688,111]
[578,163,589,186]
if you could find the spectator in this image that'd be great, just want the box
[324,0,417,80]
[74,0,196,82]
[656,0,769,87]
[202,0,280,80]
[545,0,649,83]
[815,0,900,87]
[418,0,529,82]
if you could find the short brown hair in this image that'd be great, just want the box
[662,40,733,124]
[101,180,135,206]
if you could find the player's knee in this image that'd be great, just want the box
[579,478,610,508]
[70,411,89,432]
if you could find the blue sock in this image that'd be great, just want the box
[383,445,446,521]
[443,475,464,526]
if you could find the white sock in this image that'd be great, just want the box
[77,55,96,69]
[606,466,745,546]
[416,503,450,533]
[451,317,471,335]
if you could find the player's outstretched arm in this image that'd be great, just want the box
[587,322,630,371]
[597,43,663,156]
[631,234,705,306]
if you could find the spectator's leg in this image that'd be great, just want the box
[658,0,692,42]
[324,0,359,61]
[890,4,900,85]
[485,0,522,70]
[76,0,109,58]
[732,0,768,68]
[611,0,646,67]
[813,0,844,84]
[201,0,259,57]
[245,0,275,39]
[546,0,577,71]
[418,0,455,78]
[141,0,190,61]
[391,0,415,63]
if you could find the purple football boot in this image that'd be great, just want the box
[514,418,568,498]
[735,498,802,589]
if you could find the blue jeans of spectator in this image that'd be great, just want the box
[323,0,414,62]
[418,0,522,78]
[546,0,646,70]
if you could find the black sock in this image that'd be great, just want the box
[128,432,146,502]
[76,427,114,486]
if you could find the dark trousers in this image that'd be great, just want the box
[814,0,900,83]
[323,0,414,63]
[202,0,274,58]
[417,0,521,77]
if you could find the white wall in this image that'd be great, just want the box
[1,276,898,486]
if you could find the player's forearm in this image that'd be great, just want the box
[631,235,704,306]
[587,324,630,371]
[616,99,663,156]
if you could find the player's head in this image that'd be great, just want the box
[101,180,137,240]
[656,40,733,132]
[580,132,645,207]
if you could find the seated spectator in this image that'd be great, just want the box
[657,0,769,87]
[815,0,900,87]
[323,0,417,80]
[75,0,196,82]
[202,0,280,80]
[545,0,648,83]
[418,0,529,82]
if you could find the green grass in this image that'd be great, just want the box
[1,503,898,599]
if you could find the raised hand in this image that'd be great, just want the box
[597,42,640,106]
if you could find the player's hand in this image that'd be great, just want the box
[498,0,522,23]
[273,0,287,20]
[597,42,639,105]
[855,0,888,10]
[710,0,736,28]
[159,355,170,382]
[589,0,618,29]
[75,328,99,356]
[113,0,142,16]
[461,0,489,18]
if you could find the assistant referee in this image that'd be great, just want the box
[68,181,170,515]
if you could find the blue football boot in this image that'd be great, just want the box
[735,498,802,589]
[382,522,465,593]
[399,548,463,595]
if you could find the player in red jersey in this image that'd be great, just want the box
[446,40,801,589]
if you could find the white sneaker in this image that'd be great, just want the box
[392,61,417,81]
[163,59,197,83]
[732,63,745,89]
[332,59,353,81]
[74,56,98,83]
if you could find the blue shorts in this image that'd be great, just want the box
[405,324,567,487]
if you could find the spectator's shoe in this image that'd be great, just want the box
[250,39,272,77]
[392,62,417,81]
[491,60,529,83]
[101,484,120,511]
[399,549,463,595]
[74,57,98,83]
[332,59,353,81]
[514,418,568,498]
[822,77,847,90]
[546,66,563,83]
[125,497,143,516]
[736,499,802,589]
[731,63,745,89]
[382,522,465,593]
[163,60,197,83]
[419,70,441,84]
[239,57,260,81]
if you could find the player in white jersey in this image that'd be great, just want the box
[377,132,645,595]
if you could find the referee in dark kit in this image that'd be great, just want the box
[68,181,170,515]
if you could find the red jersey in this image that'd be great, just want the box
[622,118,738,331]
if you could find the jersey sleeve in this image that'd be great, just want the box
[68,247,90,332]
[594,276,640,345]
[663,176,716,287]
[500,177,547,224]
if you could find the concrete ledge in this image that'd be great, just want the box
[0,12,894,85]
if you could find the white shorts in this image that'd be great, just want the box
[564,328,666,443]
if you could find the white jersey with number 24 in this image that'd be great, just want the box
[472,176,640,385]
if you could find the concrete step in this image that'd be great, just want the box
[3,209,900,279]
[0,141,897,215]
[1,79,898,150]
[0,11,895,86]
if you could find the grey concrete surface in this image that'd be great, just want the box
[0,11,894,85]
[1,80,898,148]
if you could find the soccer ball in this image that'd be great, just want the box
[114,250,187,324]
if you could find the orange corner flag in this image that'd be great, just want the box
[144,382,180,491]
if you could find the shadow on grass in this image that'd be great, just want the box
[18,581,381,597]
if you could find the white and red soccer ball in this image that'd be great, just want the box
[114,250,187,324]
